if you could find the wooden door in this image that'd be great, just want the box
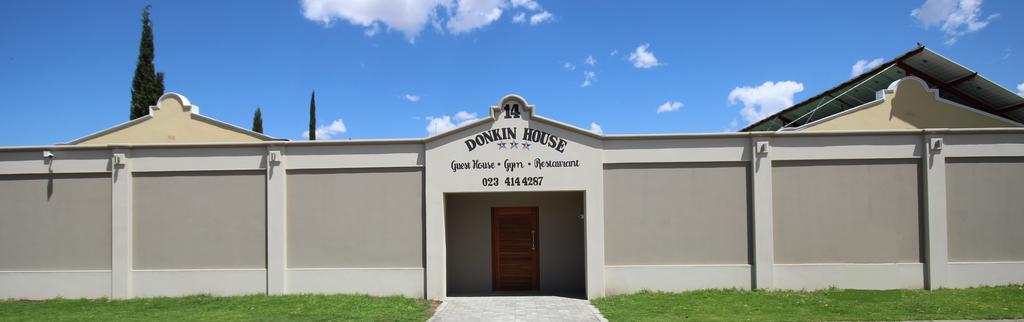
[491,207,540,291]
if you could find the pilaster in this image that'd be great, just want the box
[751,138,774,289]
[266,147,287,295]
[110,148,132,299]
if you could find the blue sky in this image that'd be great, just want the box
[0,0,1021,145]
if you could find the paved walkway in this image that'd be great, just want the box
[429,296,607,322]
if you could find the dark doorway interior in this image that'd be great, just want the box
[445,191,585,297]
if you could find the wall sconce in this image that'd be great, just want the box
[268,151,282,165]
[755,141,770,155]
[930,137,943,151]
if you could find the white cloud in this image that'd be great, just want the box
[301,0,552,42]
[510,0,539,10]
[300,0,446,41]
[581,71,596,87]
[1017,83,1024,96]
[628,44,660,69]
[728,119,740,131]
[454,111,478,122]
[529,11,552,25]
[656,101,684,114]
[302,118,348,140]
[911,0,998,45]
[563,62,575,70]
[447,0,505,34]
[589,122,603,135]
[728,81,805,123]
[585,55,596,66]
[609,49,618,56]
[364,22,381,36]
[425,117,456,135]
[851,58,884,77]
[425,111,480,135]
[512,12,526,23]
[404,94,421,102]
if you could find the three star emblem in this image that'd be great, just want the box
[496,140,530,150]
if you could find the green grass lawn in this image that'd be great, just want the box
[591,285,1024,321]
[0,293,435,322]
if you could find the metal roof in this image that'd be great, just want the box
[742,45,1024,132]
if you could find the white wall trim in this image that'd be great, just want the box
[286,268,423,298]
[770,134,923,161]
[604,264,751,295]
[130,147,267,172]
[942,133,1024,158]
[0,270,112,273]
[0,271,111,300]
[605,264,750,268]
[132,268,267,272]
[774,263,924,290]
[0,149,112,175]
[947,261,1024,288]
[602,137,750,163]
[285,144,424,170]
[287,267,424,271]
[132,269,267,298]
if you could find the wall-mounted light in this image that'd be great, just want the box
[755,141,770,155]
[42,150,54,159]
[930,137,943,151]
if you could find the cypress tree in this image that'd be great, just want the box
[308,91,317,141]
[252,107,263,133]
[129,5,165,120]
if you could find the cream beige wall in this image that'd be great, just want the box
[603,163,750,265]
[804,78,1018,132]
[445,191,586,295]
[287,168,423,268]
[132,171,266,269]
[4,108,1024,300]
[75,95,268,145]
[0,173,111,270]
[773,159,921,263]
[947,157,1024,262]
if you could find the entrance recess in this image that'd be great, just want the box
[444,192,584,296]
[491,207,540,291]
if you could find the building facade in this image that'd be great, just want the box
[1,90,1023,300]
[3,45,1024,300]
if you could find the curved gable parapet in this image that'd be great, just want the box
[489,94,535,121]
[880,76,929,99]
[150,92,200,116]
[796,76,1022,131]
[425,94,603,144]
[66,92,279,145]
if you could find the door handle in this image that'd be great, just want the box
[531,230,536,251]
